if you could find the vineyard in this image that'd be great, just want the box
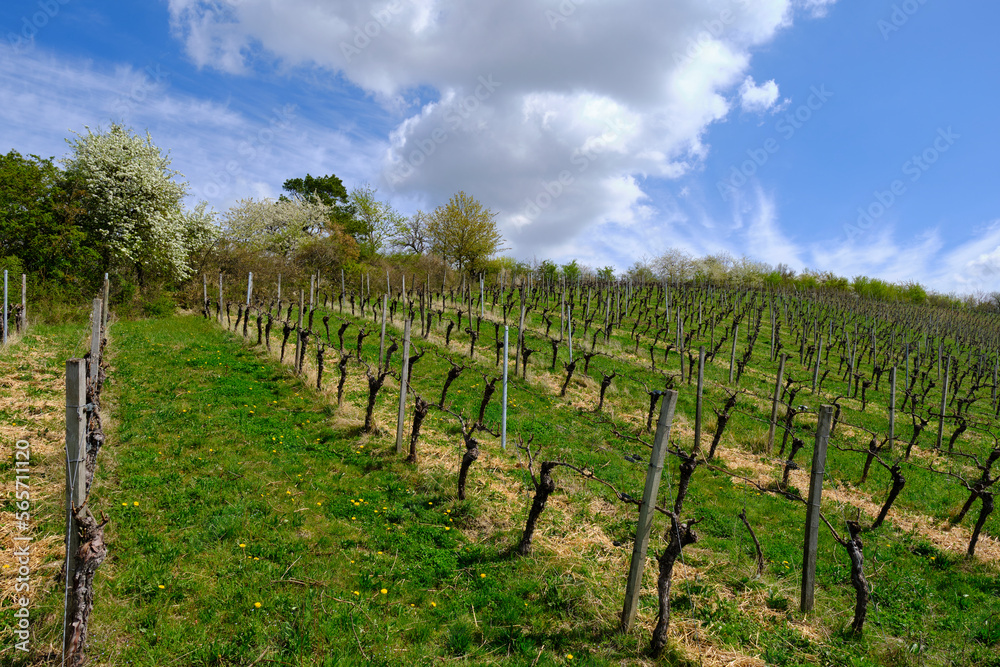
[3,271,1000,666]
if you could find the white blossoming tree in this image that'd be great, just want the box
[221,198,336,256]
[63,123,192,283]
[219,197,358,275]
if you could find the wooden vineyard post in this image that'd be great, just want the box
[888,367,896,451]
[767,354,787,455]
[801,404,833,613]
[395,318,411,454]
[501,325,509,450]
[23,273,29,331]
[729,323,738,384]
[812,336,822,393]
[936,355,950,449]
[695,346,704,450]
[294,291,304,374]
[379,294,388,370]
[89,299,102,384]
[246,271,253,305]
[101,274,109,331]
[568,316,573,363]
[2,269,7,344]
[620,389,679,633]
[64,359,88,655]
[560,287,565,341]
[340,269,345,313]
[218,273,223,323]
[514,291,526,376]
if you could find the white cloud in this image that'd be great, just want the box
[738,76,784,114]
[0,43,382,213]
[165,0,831,261]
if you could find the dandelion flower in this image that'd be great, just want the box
[158,585,165,589]
[380,588,388,595]
[133,501,139,506]
[254,602,261,608]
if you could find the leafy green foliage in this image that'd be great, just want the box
[427,191,505,275]
[0,150,95,286]
[349,184,405,260]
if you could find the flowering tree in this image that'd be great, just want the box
[63,124,192,282]
[219,197,358,273]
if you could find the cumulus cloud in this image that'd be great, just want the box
[165,0,831,262]
[738,76,784,114]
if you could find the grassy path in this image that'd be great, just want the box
[84,315,604,666]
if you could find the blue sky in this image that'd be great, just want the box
[2,0,998,294]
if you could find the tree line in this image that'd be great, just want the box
[2,122,994,316]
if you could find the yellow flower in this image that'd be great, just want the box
[353,591,359,596]
[480,573,486,578]
[239,543,246,548]
[254,602,261,608]
[566,654,573,660]
[158,585,165,589]
[431,601,436,607]
[380,588,388,595]
[133,501,139,507]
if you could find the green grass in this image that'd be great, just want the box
[6,285,1000,666]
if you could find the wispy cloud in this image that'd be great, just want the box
[0,43,383,208]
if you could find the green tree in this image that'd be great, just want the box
[0,150,94,285]
[62,124,191,283]
[426,192,505,275]
[349,184,404,260]
[538,259,559,284]
[282,173,360,239]
[561,259,581,283]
